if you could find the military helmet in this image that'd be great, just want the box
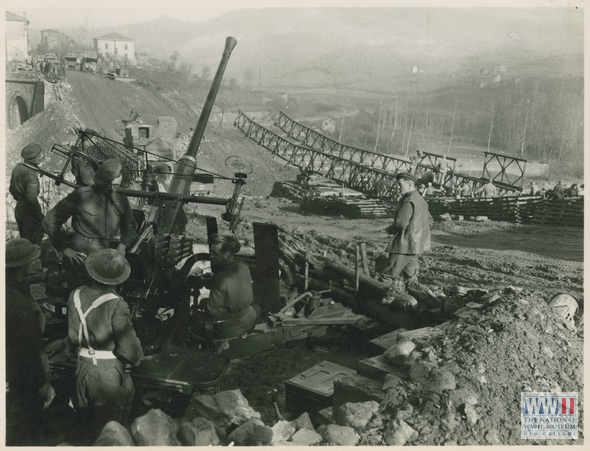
[6,238,41,268]
[21,143,42,160]
[94,159,123,186]
[85,249,131,285]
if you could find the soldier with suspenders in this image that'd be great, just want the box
[66,248,143,438]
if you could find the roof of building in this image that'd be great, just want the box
[6,11,28,22]
[94,32,134,42]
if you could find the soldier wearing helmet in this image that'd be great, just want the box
[5,238,56,445]
[71,144,107,187]
[9,143,45,245]
[42,159,138,297]
[66,248,143,437]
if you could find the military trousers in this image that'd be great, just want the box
[15,201,44,245]
[387,253,419,280]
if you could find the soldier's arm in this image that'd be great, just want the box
[119,197,138,248]
[112,300,144,366]
[389,202,414,233]
[23,171,41,204]
[205,277,227,316]
[42,191,78,252]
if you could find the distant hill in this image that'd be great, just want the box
[30,7,583,90]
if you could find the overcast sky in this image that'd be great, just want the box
[6,0,584,29]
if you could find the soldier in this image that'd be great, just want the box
[66,249,143,436]
[71,145,105,187]
[42,159,137,296]
[382,172,432,283]
[477,178,497,198]
[192,234,260,353]
[6,238,55,445]
[9,143,46,245]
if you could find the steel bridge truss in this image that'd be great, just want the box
[277,111,464,187]
[277,111,413,173]
[482,152,526,188]
[236,111,399,198]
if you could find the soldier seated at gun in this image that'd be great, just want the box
[191,234,260,354]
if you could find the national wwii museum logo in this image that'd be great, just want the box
[521,392,578,439]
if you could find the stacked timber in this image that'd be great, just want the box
[301,196,391,218]
[427,195,583,227]
[271,175,392,218]
[520,196,583,227]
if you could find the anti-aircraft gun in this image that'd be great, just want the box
[33,37,247,353]
[39,37,371,377]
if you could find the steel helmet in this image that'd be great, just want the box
[85,249,130,285]
[6,238,41,268]
[94,159,123,186]
[548,293,578,325]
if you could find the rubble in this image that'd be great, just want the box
[131,409,181,446]
[226,418,273,446]
[290,428,323,445]
[177,417,220,446]
[184,389,261,431]
[317,424,359,446]
[93,421,135,446]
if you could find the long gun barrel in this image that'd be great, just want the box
[156,37,238,234]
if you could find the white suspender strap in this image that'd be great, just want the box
[73,289,119,366]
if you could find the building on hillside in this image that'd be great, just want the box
[6,11,29,61]
[321,118,336,134]
[93,32,135,64]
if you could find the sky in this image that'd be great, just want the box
[6,0,584,29]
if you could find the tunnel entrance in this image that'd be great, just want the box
[9,96,28,130]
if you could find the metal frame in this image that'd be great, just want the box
[235,111,400,199]
[482,151,527,188]
[277,111,413,173]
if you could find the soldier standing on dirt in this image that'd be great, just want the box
[381,172,432,283]
[42,159,137,298]
[9,143,46,245]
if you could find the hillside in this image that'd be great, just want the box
[5,71,300,199]
[33,8,583,91]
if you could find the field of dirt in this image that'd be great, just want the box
[6,70,584,446]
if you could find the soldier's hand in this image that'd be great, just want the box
[39,382,56,409]
[63,248,86,264]
[116,243,126,256]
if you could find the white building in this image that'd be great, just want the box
[5,11,29,61]
[93,32,135,63]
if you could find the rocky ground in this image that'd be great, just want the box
[6,69,583,446]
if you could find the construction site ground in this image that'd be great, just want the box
[5,71,584,446]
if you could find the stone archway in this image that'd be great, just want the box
[9,95,28,130]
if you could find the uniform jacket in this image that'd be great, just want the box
[206,260,253,317]
[6,279,50,395]
[385,189,432,255]
[9,163,42,207]
[67,287,143,366]
[43,186,137,252]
